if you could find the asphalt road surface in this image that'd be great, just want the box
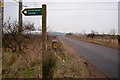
[59,36,119,78]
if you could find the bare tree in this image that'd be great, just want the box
[110,29,116,35]
[2,19,35,53]
[109,29,117,39]
[87,29,95,38]
[23,21,35,34]
[82,30,86,35]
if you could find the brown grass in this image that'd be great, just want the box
[2,35,107,78]
[66,35,119,49]
[51,37,90,78]
[2,35,42,78]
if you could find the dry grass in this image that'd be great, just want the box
[2,35,42,78]
[50,37,90,78]
[2,35,107,78]
[2,52,41,78]
[43,36,91,78]
[42,51,57,78]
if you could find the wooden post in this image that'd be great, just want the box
[0,0,3,48]
[42,4,47,54]
[18,0,22,33]
[118,3,120,78]
[42,4,47,45]
[42,4,47,78]
[0,0,3,79]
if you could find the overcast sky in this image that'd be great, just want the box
[4,0,119,34]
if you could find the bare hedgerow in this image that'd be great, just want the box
[2,17,36,54]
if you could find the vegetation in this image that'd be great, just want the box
[66,31,119,49]
[65,32,74,35]
[2,18,35,54]
[42,52,57,79]
[2,19,42,78]
[2,19,108,78]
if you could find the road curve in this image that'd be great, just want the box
[59,36,119,78]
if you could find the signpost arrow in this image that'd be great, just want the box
[22,8,42,16]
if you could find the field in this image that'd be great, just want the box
[66,35,119,49]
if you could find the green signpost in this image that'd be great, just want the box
[22,5,48,78]
[22,8,42,16]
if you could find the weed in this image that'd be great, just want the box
[42,52,57,79]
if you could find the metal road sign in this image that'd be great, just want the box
[52,40,58,50]
[22,8,42,16]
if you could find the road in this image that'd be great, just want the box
[59,36,119,78]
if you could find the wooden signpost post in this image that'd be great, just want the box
[42,4,47,55]
[0,0,3,48]
[41,4,46,78]
[18,0,22,33]
[0,0,4,79]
